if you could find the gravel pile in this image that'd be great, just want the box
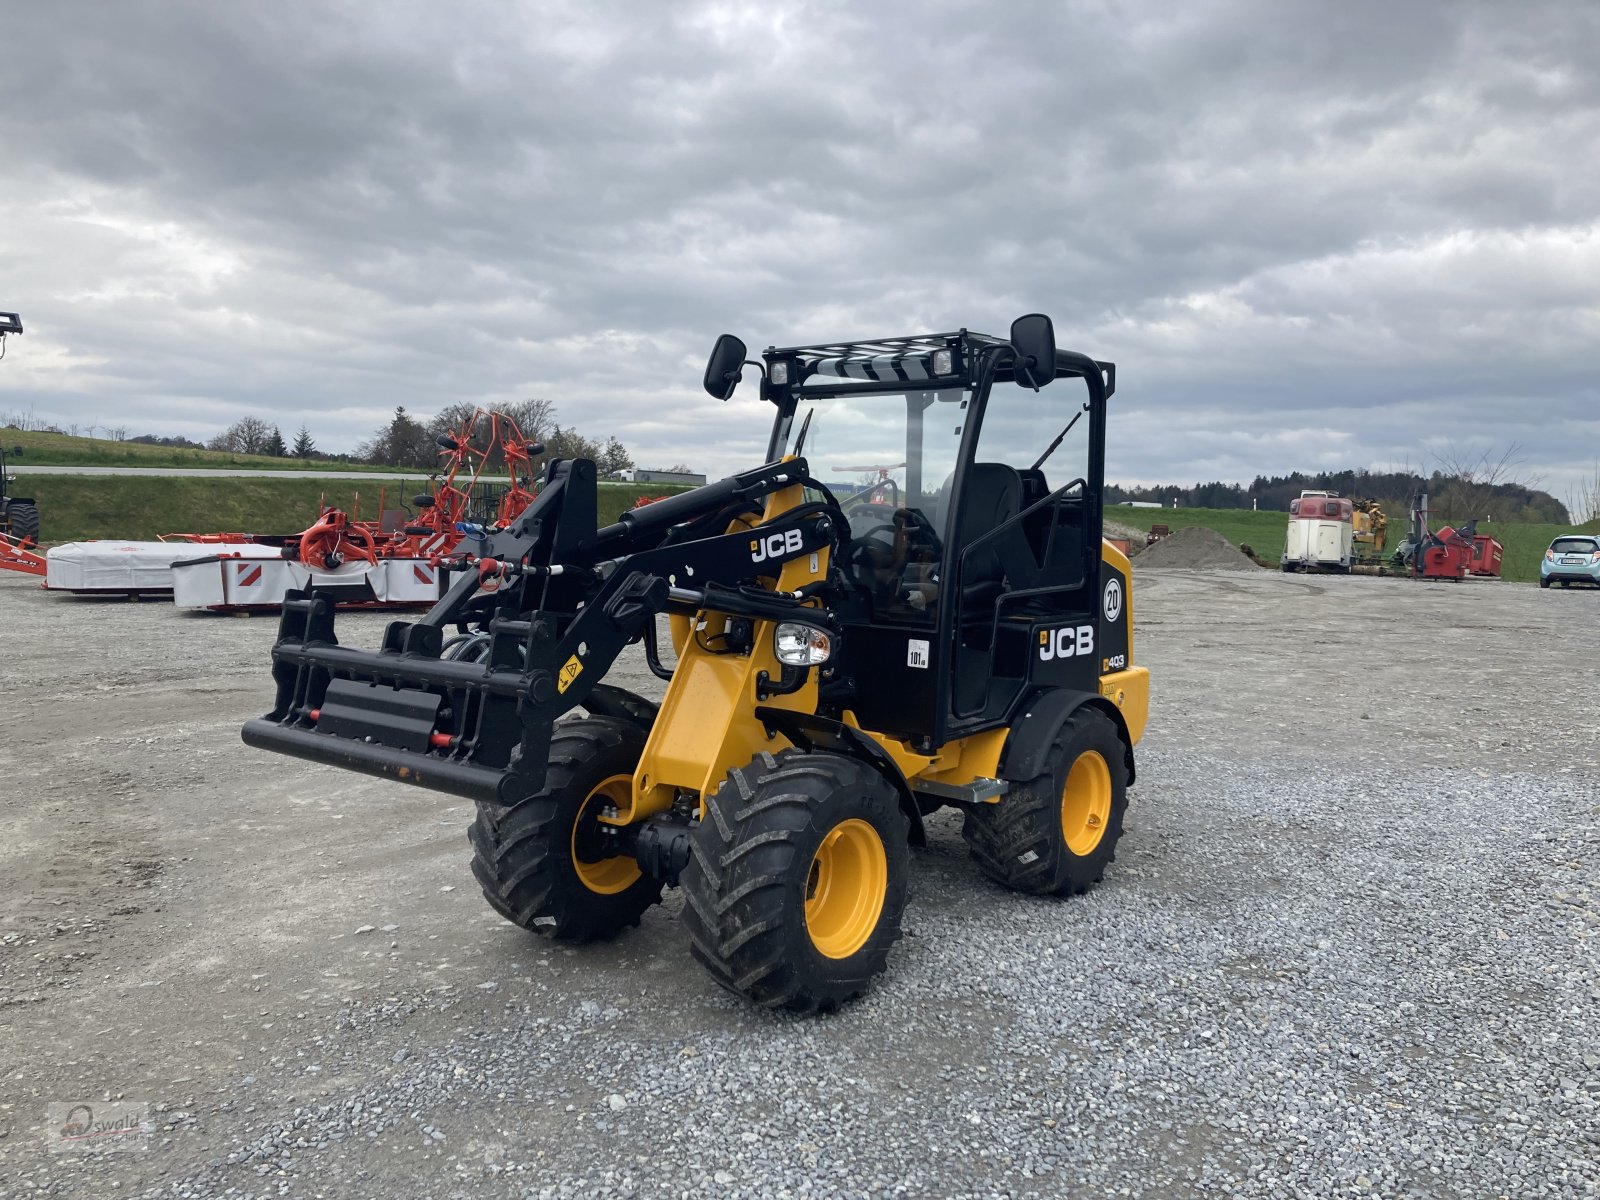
[1139,524,1262,571]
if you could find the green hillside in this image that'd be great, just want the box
[1,428,391,471]
[16,477,691,543]
[1105,504,1600,585]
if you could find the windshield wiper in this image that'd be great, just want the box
[1031,404,1087,471]
[792,409,814,457]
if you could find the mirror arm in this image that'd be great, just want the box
[998,344,1044,392]
[718,359,768,389]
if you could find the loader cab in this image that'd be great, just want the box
[761,326,1114,748]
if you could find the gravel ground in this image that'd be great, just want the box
[0,569,1596,1198]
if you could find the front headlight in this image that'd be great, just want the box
[774,622,833,667]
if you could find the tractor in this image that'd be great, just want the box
[0,312,38,547]
[243,314,1149,1011]
[0,442,41,548]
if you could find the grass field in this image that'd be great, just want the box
[1,428,394,472]
[16,477,692,543]
[1106,504,1600,585]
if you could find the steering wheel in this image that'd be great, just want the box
[847,503,942,589]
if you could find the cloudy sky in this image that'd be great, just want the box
[3,0,1597,498]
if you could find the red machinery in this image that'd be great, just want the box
[0,533,45,577]
[1469,535,1504,578]
[1395,494,1489,583]
[170,409,544,610]
[1419,525,1473,580]
[281,408,543,571]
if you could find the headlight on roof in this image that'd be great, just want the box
[774,622,833,667]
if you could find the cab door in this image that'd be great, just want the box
[942,371,1101,727]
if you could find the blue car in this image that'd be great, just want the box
[1540,535,1600,588]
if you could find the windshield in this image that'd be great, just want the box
[785,385,971,537]
[783,385,970,621]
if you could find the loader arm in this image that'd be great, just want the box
[242,456,839,803]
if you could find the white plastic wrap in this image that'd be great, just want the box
[45,541,280,593]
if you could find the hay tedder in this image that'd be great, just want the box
[170,408,542,609]
[244,315,1149,1011]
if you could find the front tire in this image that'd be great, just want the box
[681,751,910,1012]
[964,706,1128,896]
[468,717,663,942]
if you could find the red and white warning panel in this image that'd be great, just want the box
[170,553,450,611]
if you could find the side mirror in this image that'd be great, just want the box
[703,334,748,400]
[1009,313,1056,390]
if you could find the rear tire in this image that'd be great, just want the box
[1540,578,1550,589]
[6,502,40,547]
[964,706,1128,896]
[681,750,909,1012]
[468,717,662,942]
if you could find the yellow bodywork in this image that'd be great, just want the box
[1353,500,1387,555]
[627,479,824,824]
[621,501,1146,825]
[1099,539,1149,745]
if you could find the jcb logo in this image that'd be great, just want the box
[750,528,804,564]
[1039,625,1094,661]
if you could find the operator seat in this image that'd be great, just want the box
[938,463,1023,620]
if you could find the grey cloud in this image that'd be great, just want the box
[1,0,1597,500]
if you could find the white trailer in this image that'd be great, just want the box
[1281,490,1354,573]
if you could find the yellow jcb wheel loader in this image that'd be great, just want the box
[244,314,1149,1012]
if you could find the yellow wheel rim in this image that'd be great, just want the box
[1061,750,1112,856]
[804,818,888,959]
[570,774,642,895]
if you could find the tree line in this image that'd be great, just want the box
[1109,448,1569,524]
[357,399,633,477]
[195,399,634,477]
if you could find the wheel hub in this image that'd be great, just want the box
[1060,750,1112,856]
[803,818,888,960]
